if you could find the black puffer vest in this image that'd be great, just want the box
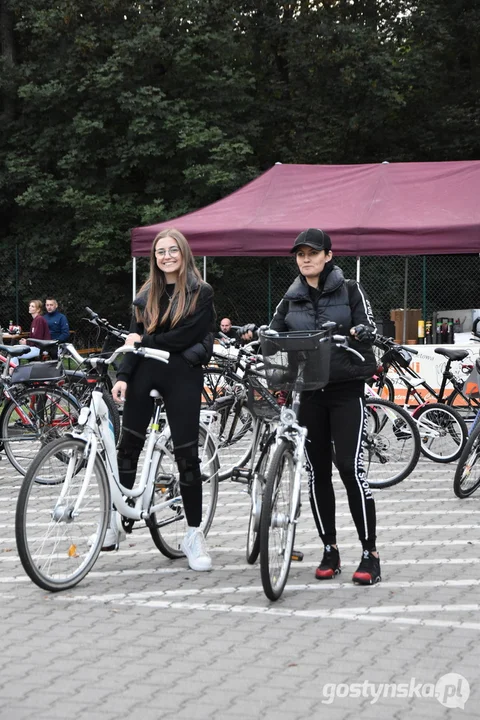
[270,265,377,384]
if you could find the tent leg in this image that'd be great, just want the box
[422,255,427,322]
[356,256,361,282]
[132,257,136,302]
[402,257,409,344]
[203,256,207,282]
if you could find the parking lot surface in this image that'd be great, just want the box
[1,451,479,720]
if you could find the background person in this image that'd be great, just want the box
[217,317,237,340]
[110,228,215,571]
[268,228,381,585]
[16,300,51,362]
[45,297,70,343]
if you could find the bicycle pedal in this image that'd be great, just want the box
[291,550,304,562]
[231,467,251,484]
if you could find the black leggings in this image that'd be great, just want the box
[298,380,377,552]
[117,355,204,527]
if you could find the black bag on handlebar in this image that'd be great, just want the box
[10,361,65,385]
[382,346,412,369]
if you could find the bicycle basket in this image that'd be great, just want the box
[247,376,281,420]
[258,330,331,391]
[10,360,65,385]
[382,346,412,369]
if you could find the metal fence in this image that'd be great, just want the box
[200,254,480,340]
[1,242,479,348]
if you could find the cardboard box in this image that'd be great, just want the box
[390,308,422,344]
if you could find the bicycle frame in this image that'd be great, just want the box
[72,387,219,524]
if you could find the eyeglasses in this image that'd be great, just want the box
[155,246,181,258]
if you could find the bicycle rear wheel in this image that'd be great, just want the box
[1,386,81,475]
[148,424,219,559]
[246,430,276,565]
[414,403,467,463]
[259,439,296,601]
[15,437,110,591]
[364,398,421,488]
[453,424,480,498]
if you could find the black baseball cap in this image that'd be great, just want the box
[290,228,332,253]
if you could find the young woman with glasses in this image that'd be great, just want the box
[110,228,216,571]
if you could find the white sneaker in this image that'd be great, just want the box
[88,513,126,551]
[180,528,212,571]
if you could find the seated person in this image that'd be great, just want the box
[12,300,51,366]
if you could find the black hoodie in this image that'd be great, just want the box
[117,274,215,382]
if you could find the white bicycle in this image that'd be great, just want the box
[15,345,220,592]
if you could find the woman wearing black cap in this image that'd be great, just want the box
[269,228,381,585]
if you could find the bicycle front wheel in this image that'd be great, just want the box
[149,424,219,559]
[259,439,297,601]
[364,398,421,488]
[246,431,276,565]
[453,424,480,498]
[15,437,110,591]
[414,403,467,463]
[1,386,81,475]
[366,375,395,402]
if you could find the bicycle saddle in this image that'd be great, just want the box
[0,344,31,357]
[434,348,469,361]
[27,338,59,350]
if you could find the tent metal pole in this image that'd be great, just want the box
[15,242,19,324]
[132,257,136,302]
[402,257,409,344]
[356,256,361,282]
[422,255,427,321]
[203,256,207,282]
[268,259,272,320]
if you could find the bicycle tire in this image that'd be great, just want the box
[445,390,480,425]
[15,437,110,591]
[246,430,276,565]
[202,367,239,406]
[215,398,254,482]
[148,424,219,559]
[413,402,467,463]
[363,398,421,488]
[366,375,395,402]
[259,439,297,601]
[453,423,480,498]
[1,386,81,475]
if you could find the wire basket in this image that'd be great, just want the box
[247,375,281,420]
[258,329,331,392]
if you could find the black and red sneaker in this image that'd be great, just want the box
[352,550,381,585]
[315,544,341,580]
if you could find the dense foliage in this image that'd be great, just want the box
[1,1,479,333]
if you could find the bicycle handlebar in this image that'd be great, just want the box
[331,335,365,362]
[83,307,128,340]
[87,343,169,369]
[374,334,418,355]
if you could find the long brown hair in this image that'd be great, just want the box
[137,228,204,333]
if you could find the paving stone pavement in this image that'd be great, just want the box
[1,444,479,720]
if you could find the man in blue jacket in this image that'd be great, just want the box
[45,297,70,342]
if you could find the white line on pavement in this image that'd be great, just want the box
[47,593,480,631]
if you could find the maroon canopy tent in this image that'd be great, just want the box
[131,161,480,257]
